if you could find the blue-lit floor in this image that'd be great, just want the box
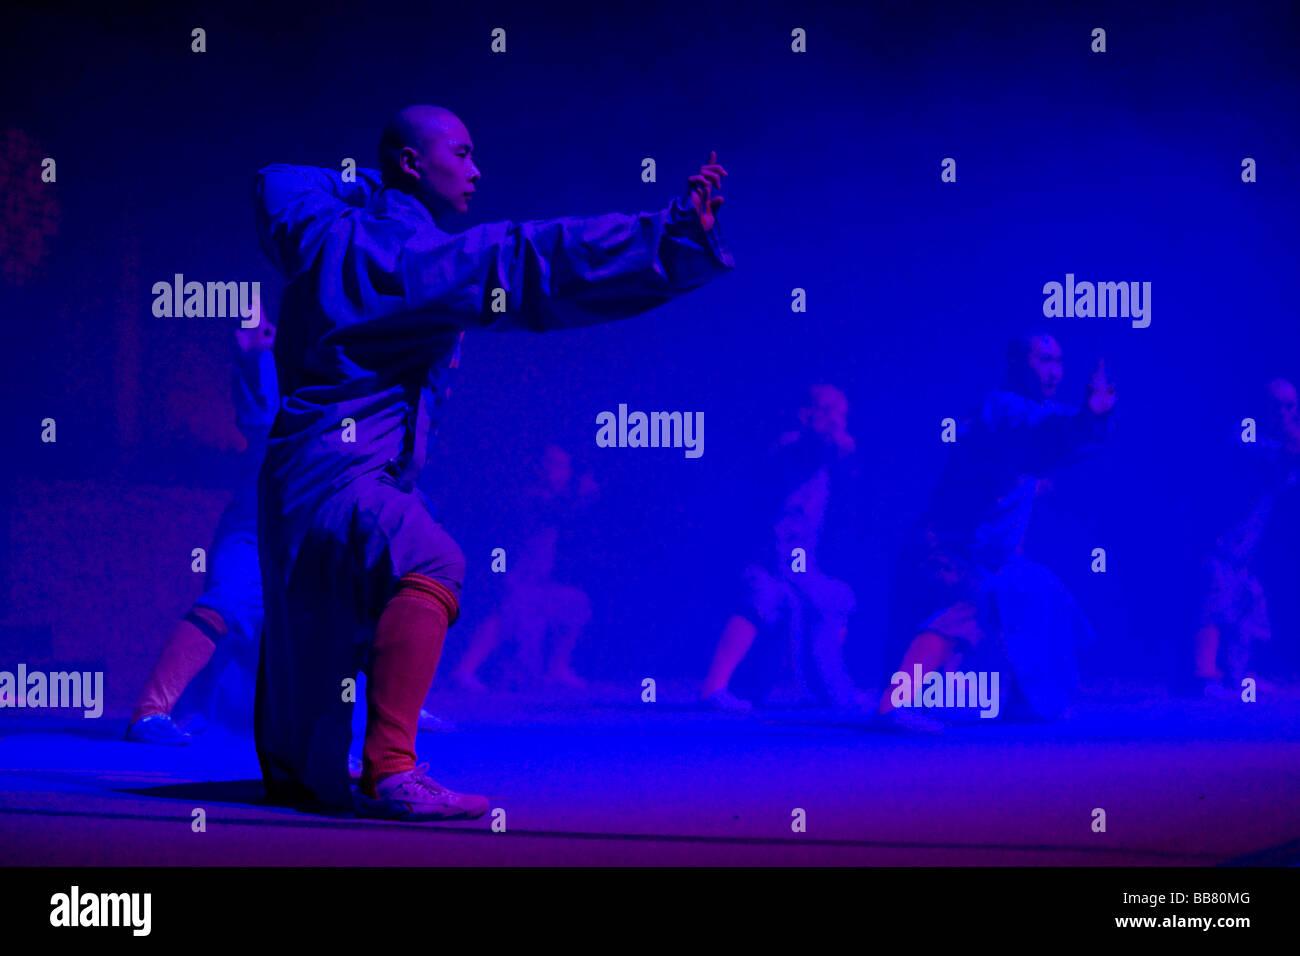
[2,684,1298,865]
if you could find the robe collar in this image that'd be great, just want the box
[372,186,448,234]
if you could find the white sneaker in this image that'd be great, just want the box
[703,688,754,713]
[876,707,945,734]
[354,764,489,821]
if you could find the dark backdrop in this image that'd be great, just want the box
[3,0,1298,697]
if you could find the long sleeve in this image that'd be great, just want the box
[398,195,734,332]
[232,346,279,436]
[253,165,734,339]
[979,390,1112,475]
[254,164,386,280]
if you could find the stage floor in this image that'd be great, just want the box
[2,684,1298,866]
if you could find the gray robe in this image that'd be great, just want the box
[251,164,733,808]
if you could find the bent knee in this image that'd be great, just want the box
[392,572,462,627]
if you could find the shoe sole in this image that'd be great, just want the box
[124,730,191,746]
[876,712,945,735]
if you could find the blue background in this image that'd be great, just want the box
[3,0,1298,693]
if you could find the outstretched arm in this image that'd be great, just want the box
[984,362,1116,472]
[254,156,733,336]
[400,196,733,332]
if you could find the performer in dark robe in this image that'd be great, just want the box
[701,384,862,712]
[253,105,733,819]
[1194,378,1300,698]
[450,444,599,692]
[127,311,277,744]
[877,333,1115,731]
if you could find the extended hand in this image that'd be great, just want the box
[236,318,277,354]
[686,150,727,231]
[1087,359,1117,415]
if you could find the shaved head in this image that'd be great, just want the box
[378,104,480,217]
[379,105,457,177]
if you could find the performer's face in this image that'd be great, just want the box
[1267,378,1299,438]
[1024,335,1063,399]
[801,386,849,443]
[411,113,481,217]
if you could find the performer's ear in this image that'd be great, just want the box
[398,146,422,181]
